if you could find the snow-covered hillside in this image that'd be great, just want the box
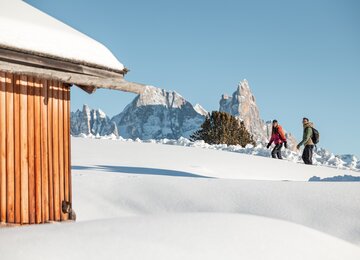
[1,137,360,260]
[76,135,360,172]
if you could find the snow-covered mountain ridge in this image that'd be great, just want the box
[71,86,205,139]
[70,105,117,137]
[111,86,205,139]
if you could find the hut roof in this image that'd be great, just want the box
[0,0,145,94]
[0,0,124,72]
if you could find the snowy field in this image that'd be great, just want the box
[77,134,360,172]
[1,137,360,259]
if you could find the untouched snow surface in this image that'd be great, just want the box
[1,214,359,260]
[1,137,360,259]
[78,134,360,172]
[0,0,124,70]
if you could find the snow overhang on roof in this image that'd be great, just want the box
[0,0,145,94]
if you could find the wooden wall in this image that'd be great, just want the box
[0,71,71,224]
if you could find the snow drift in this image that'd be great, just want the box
[1,137,359,260]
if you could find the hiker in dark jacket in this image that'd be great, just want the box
[267,120,287,159]
[296,117,314,165]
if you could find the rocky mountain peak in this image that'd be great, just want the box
[70,104,118,137]
[111,86,205,140]
[136,86,186,109]
[219,80,298,149]
[219,79,267,142]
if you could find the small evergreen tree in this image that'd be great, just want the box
[191,111,256,147]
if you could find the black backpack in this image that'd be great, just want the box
[311,127,320,144]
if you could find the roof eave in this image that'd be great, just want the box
[0,47,145,95]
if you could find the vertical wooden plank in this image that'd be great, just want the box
[27,76,36,224]
[63,85,70,221]
[0,72,6,223]
[34,78,42,223]
[47,80,54,221]
[6,73,15,223]
[67,87,72,206]
[52,81,60,221]
[41,79,49,222]
[58,82,65,220]
[14,74,21,224]
[20,75,29,224]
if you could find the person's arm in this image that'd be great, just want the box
[297,127,312,147]
[278,126,288,148]
[267,135,274,148]
[269,136,274,145]
[278,126,286,141]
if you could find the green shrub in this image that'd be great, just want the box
[191,111,256,147]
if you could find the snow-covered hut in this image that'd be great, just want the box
[0,0,144,225]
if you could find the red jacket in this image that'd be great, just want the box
[269,125,286,145]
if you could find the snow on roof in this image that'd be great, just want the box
[0,0,124,71]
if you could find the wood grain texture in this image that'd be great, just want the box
[0,72,6,223]
[34,78,42,223]
[52,81,60,221]
[20,75,29,224]
[14,74,21,224]
[27,76,36,224]
[41,79,49,222]
[6,73,15,223]
[0,72,72,224]
[58,82,65,220]
[63,86,70,221]
[47,81,54,221]
[68,87,72,204]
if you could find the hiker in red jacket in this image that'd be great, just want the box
[267,120,287,159]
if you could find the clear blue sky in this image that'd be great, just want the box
[26,0,360,157]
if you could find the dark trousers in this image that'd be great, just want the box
[302,145,314,165]
[271,143,283,159]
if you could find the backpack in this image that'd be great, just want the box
[311,127,320,144]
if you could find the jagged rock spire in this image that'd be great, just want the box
[70,104,118,136]
[219,80,267,142]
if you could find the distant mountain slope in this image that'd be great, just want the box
[111,86,205,139]
[70,104,118,137]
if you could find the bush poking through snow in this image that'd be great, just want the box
[190,111,256,147]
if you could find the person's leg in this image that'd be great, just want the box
[308,145,314,165]
[276,143,283,159]
[302,147,308,164]
[302,145,311,164]
[272,144,282,159]
[271,146,277,158]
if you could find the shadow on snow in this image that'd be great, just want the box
[72,165,212,179]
